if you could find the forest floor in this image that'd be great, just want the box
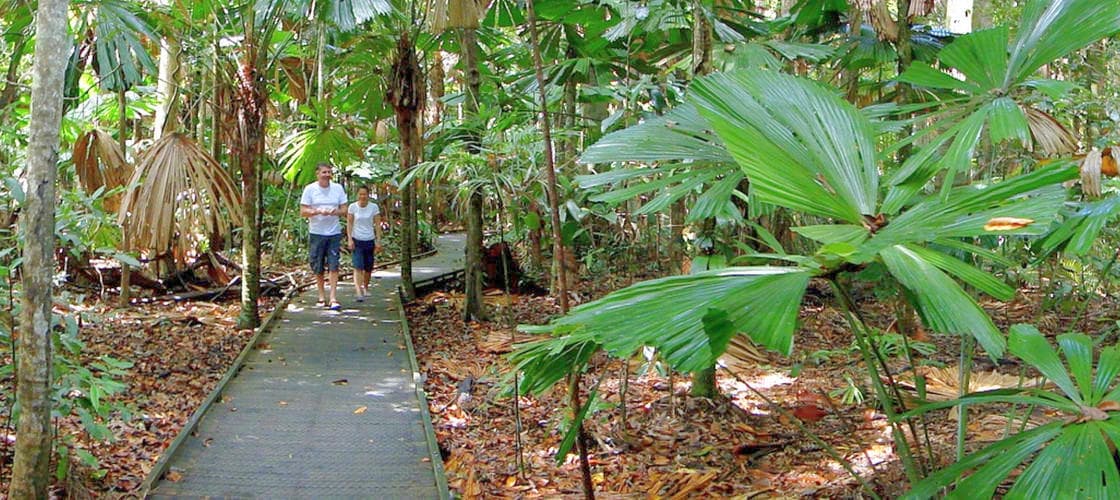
[0,293,282,497]
[408,271,1119,498]
[1,259,1115,498]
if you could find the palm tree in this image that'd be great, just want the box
[513,67,1080,486]
[9,0,70,495]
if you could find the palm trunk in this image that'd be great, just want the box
[972,0,993,30]
[389,33,424,301]
[527,2,588,497]
[461,26,485,321]
[399,114,417,301]
[154,31,182,140]
[9,0,68,496]
[688,0,719,399]
[235,17,264,330]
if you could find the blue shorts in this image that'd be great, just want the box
[309,233,341,274]
[352,239,375,271]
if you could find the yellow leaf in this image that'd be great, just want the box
[354,406,368,414]
[983,217,1034,231]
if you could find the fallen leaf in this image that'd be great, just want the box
[165,470,183,482]
[331,379,349,386]
[792,404,828,422]
[354,406,368,414]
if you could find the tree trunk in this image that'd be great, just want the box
[9,0,68,496]
[689,0,719,399]
[153,31,182,140]
[896,0,914,77]
[235,14,265,331]
[461,26,485,321]
[527,3,588,498]
[528,204,543,271]
[389,33,424,301]
[972,0,993,30]
[400,137,416,300]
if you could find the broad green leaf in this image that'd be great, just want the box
[1009,324,1080,403]
[634,169,723,216]
[904,244,1015,301]
[744,221,786,255]
[1020,78,1080,100]
[555,385,599,465]
[904,421,1063,500]
[579,104,732,164]
[1008,0,1120,86]
[1008,423,1120,499]
[521,267,811,369]
[897,61,976,93]
[686,173,744,223]
[900,388,1078,418]
[938,26,1010,92]
[1038,196,1120,257]
[510,333,600,395]
[933,238,1016,268]
[690,71,878,223]
[1057,333,1094,403]
[280,126,364,184]
[1094,346,1120,404]
[988,97,1031,148]
[577,166,671,189]
[936,108,989,199]
[880,245,1004,357]
[868,164,1076,257]
[792,224,869,247]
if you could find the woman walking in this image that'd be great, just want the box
[347,185,382,301]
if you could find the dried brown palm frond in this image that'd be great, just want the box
[117,133,243,262]
[894,364,1046,403]
[278,56,311,103]
[1080,148,1103,197]
[718,335,769,372]
[1024,106,1077,155]
[430,0,486,32]
[908,0,935,18]
[73,129,132,212]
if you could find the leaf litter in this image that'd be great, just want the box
[408,277,1120,498]
[0,296,280,495]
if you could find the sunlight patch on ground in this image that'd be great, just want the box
[745,372,796,390]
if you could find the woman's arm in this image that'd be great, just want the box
[347,210,355,249]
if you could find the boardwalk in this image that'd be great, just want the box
[149,234,463,499]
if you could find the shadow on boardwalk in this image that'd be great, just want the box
[149,234,463,499]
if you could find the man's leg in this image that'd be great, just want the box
[326,234,342,304]
[309,234,327,303]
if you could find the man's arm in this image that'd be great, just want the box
[300,204,320,218]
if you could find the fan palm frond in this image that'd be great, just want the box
[73,128,131,212]
[118,133,243,260]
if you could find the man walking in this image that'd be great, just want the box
[300,162,348,310]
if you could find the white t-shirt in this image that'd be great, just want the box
[300,182,348,236]
[348,201,380,241]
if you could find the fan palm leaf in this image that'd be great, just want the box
[892,0,1120,197]
[73,128,132,212]
[903,326,1120,499]
[690,70,879,223]
[117,133,243,259]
